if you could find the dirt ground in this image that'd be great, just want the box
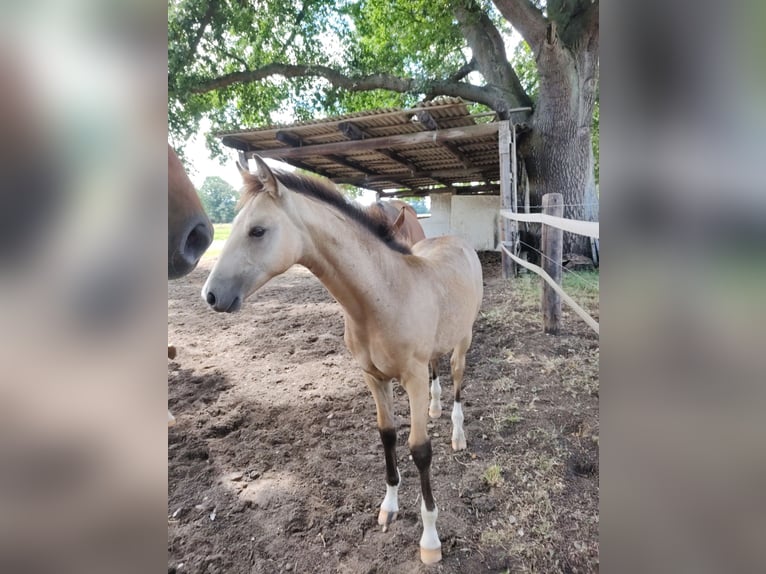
[168,252,599,573]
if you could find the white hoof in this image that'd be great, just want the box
[420,545,442,564]
[451,436,467,451]
[428,406,442,419]
[419,501,441,564]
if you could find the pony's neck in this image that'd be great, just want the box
[293,194,404,323]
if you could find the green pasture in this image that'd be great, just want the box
[201,223,232,260]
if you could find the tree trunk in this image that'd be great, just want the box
[517,26,599,257]
[521,122,596,256]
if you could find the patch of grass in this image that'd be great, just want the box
[213,223,232,241]
[504,413,524,426]
[201,223,233,261]
[479,308,504,324]
[483,464,504,487]
[511,273,543,298]
[509,268,599,317]
[201,245,222,261]
[562,269,599,295]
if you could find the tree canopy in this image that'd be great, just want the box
[198,175,238,223]
[169,0,599,253]
[169,0,542,145]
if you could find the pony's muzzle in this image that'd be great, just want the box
[170,216,213,279]
[203,288,242,313]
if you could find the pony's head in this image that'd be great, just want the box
[202,156,303,312]
[168,144,213,279]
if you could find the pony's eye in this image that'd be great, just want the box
[249,226,266,238]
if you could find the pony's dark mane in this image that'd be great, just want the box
[244,170,412,255]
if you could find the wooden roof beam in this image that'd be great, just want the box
[260,137,333,179]
[415,111,475,169]
[338,121,452,189]
[379,186,458,198]
[334,166,489,187]
[275,131,378,177]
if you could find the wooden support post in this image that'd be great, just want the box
[511,124,519,257]
[499,121,514,278]
[541,193,564,334]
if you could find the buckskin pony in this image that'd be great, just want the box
[202,158,482,564]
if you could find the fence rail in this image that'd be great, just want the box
[499,209,600,239]
[499,196,599,335]
[500,243,599,334]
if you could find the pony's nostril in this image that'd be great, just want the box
[206,291,216,306]
[184,221,213,260]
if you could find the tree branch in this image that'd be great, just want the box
[492,0,547,51]
[281,0,313,52]
[455,1,533,108]
[222,50,249,70]
[189,1,219,56]
[449,58,477,82]
[190,63,515,114]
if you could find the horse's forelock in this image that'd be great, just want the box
[236,177,266,211]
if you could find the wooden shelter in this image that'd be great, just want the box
[217,97,529,275]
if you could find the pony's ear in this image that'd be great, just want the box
[392,206,407,232]
[252,155,280,197]
[236,161,250,178]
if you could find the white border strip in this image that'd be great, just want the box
[500,243,600,335]
[499,210,599,239]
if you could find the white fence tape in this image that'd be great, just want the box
[499,209,599,239]
[500,243,600,334]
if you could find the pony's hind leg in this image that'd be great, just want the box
[402,363,442,564]
[450,337,471,451]
[428,358,442,418]
[363,373,400,530]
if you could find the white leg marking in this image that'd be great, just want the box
[451,401,466,451]
[378,469,400,530]
[428,376,442,418]
[419,500,442,563]
[168,410,176,427]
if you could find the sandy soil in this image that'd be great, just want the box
[168,252,599,573]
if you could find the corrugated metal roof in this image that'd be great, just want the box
[216,98,506,197]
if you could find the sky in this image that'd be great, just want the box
[183,120,242,190]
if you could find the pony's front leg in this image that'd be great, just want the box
[363,373,400,530]
[402,364,442,564]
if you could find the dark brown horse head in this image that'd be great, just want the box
[168,144,213,279]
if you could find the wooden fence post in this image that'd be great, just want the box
[542,193,563,334]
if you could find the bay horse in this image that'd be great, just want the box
[168,144,213,279]
[168,144,213,426]
[202,157,483,564]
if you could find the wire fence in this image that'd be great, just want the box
[500,201,600,334]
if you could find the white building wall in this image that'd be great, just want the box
[450,195,500,251]
[419,194,452,238]
[418,194,499,251]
